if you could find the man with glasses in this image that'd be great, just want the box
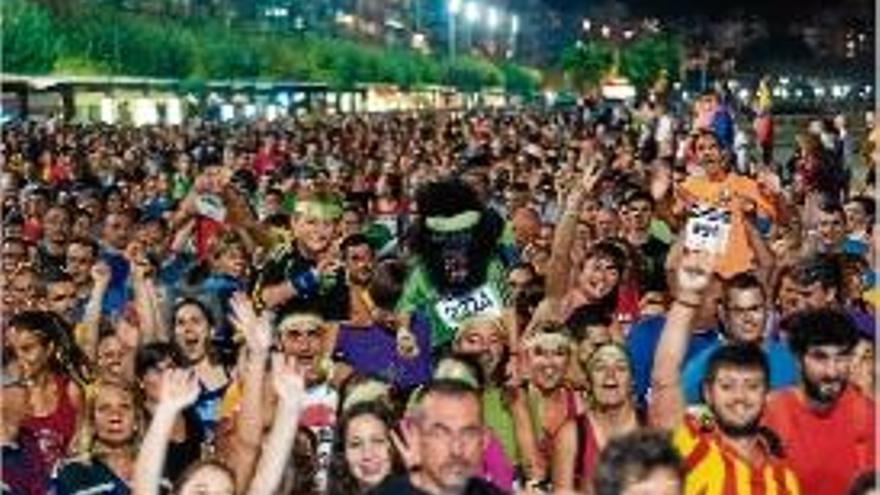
[371,379,504,495]
[763,309,876,495]
[680,272,798,403]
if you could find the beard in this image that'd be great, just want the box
[715,413,761,438]
[803,376,846,405]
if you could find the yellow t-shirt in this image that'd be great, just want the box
[673,412,800,495]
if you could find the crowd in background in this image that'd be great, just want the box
[0,91,877,495]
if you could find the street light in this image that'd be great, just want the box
[487,7,499,30]
[465,2,479,23]
[449,0,461,63]
[582,18,592,32]
[511,14,519,34]
[601,25,612,38]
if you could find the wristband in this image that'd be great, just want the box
[675,297,702,309]
[290,269,320,298]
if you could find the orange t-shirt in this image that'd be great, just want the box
[682,174,776,278]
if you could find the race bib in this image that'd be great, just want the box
[435,284,502,330]
[685,205,732,254]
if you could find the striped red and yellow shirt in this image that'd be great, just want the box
[673,411,801,495]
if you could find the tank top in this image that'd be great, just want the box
[525,386,579,461]
[19,374,79,482]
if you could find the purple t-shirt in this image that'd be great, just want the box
[333,313,432,390]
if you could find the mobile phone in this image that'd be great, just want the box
[684,204,731,254]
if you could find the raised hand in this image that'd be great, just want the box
[90,261,112,288]
[390,418,422,471]
[270,353,306,414]
[157,368,200,414]
[396,327,420,359]
[565,155,603,212]
[675,249,716,297]
[228,292,273,355]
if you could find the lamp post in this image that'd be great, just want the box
[486,6,499,56]
[464,1,479,50]
[448,0,461,62]
[510,14,519,59]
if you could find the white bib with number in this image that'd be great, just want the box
[435,284,502,330]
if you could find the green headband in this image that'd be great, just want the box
[425,210,481,233]
[295,201,342,221]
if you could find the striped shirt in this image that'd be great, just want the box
[673,411,800,495]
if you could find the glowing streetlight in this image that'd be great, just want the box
[582,19,592,32]
[465,1,479,23]
[511,14,519,34]
[487,7,499,30]
[623,29,634,40]
[601,25,611,38]
[448,0,462,14]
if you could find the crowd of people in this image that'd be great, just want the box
[0,90,877,495]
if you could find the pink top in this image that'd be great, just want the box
[480,432,515,492]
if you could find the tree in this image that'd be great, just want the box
[561,40,614,92]
[620,34,681,90]
[2,0,58,73]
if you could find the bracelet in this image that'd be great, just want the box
[674,298,702,309]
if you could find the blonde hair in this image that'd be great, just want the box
[70,375,144,460]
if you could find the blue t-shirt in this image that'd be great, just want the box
[681,338,799,404]
[99,248,130,318]
[626,315,721,409]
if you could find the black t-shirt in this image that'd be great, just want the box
[636,235,669,293]
[162,408,204,486]
[367,475,508,495]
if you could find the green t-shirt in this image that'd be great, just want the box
[396,257,511,350]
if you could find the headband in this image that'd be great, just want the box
[277,313,324,335]
[434,359,480,389]
[341,380,391,413]
[524,331,572,351]
[425,210,481,233]
[295,200,342,221]
[584,343,630,371]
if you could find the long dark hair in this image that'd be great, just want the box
[170,297,222,366]
[8,310,92,385]
[327,401,404,495]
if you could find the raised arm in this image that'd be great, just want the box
[649,250,716,431]
[78,261,111,363]
[545,155,602,301]
[551,420,578,493]
[133,369,200,495]
[245,354,306,495]
[743,215,775,291]
[130,254,166,344]
[225,292,274,493]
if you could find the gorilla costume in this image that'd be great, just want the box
[396,178,514,353]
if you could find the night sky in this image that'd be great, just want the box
[539,0,870,22]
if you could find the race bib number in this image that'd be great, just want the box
[435,284,502,330]
[685,205,731,254]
